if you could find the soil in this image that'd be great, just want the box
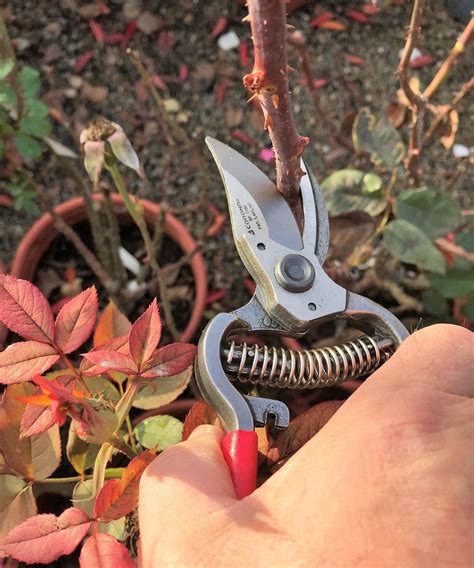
[1,0,473,344]
[39,220,195,343]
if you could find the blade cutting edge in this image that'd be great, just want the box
[206,137,302,251]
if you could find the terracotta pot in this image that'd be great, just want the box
[2,194,207,344]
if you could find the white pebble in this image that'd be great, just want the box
[399,47,422,62]
[217,30,240,51]
[452,144,471,158]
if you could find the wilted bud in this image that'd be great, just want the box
[80,118,140,187]
[288,30,306,48]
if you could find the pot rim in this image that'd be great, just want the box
[6,194,207,343]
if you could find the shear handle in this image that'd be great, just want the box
[221,430,258,499]
[195,313,259,499]
[343,292,409,345]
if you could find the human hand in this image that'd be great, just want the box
[139,324,473,567]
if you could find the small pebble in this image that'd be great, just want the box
[217,30,240,51]
[398,47,422,62]
[163,98,181,113]
[123,0,142,20]
[69,75,83,89]
[452,144,470,158]
[64,88,77,98]
[137,11,161,35]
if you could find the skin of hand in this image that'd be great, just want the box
[139,324,473,567]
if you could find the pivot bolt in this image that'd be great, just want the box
[274,254,315,292]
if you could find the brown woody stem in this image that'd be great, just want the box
[396,0,426,182]
[53,154,113,281]
[106,160,180,341]
[423,17,474,100]
[244,0,308,225]
[28,176,119,296]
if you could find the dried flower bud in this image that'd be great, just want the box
[288,30,306,48]
[80,118,140,187]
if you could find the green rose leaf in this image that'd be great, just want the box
[395,187,462,239]
[456,217,474,253]
[81,375,121,403]
[72,480,125,540]
[67,429,100,474]
[0,83,17,108]
[19,116,51,138]
[0,59,14,80]
[320,169,385,217]
[25,99,49,118]
[0,475,37,539]
[14,133,42,159]
[428,266,474,299]
[384,219,446,274]
[18,66,40,99]
[361,172,383,195]
[353,108,406,169]
[7,181,40,216]
[133,415,183,451]
[421,289,448,316]
[132,367,192,410]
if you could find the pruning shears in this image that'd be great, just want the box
[195,138,409,499]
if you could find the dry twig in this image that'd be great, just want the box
[396,0,426,182]
[28,176,119,297]
[424,78,474,144]
[423,17,474,99]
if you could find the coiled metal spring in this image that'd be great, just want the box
[222,335,393,389]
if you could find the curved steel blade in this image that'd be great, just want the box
[300,159,329,265]
[206,137,302,251]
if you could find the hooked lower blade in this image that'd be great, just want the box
[206,137,302,251]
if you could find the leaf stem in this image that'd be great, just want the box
[92,443,113,496]
[118,382,138,452]
[35,468,125,484]
[114,381,139,426]
[92,381,140,495]
[60,353,91,395]
[106,160,180,341]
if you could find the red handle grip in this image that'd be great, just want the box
[221,430,258,499]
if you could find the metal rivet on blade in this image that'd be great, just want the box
[274,254,315,293]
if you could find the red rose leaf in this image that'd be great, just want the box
[79,533,136,568]
[0,342,60,385]
[128,299,161,368]
[94,450,156,521]
[140,343,196,379]
[0,275,55,344]
[54,287,98,353]
[0,508,92,564]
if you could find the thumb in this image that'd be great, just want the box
[139,424,235,542]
